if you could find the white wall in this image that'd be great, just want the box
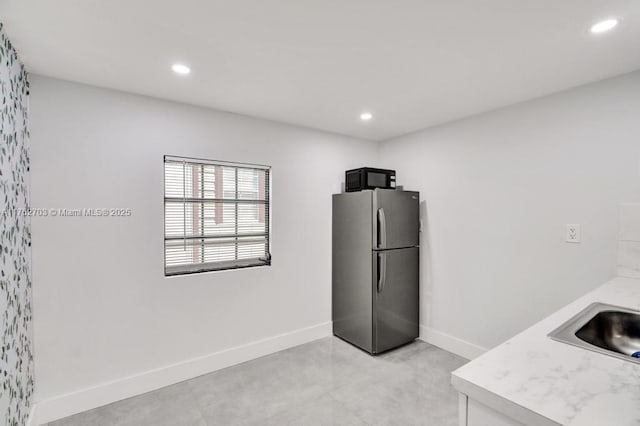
[29,70,640,420]
[28,76,377,410]
[380,71,640,353]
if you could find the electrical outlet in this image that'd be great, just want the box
[566,224,581,243]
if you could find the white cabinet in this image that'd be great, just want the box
[459,393,524,426]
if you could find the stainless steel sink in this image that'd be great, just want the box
[548,302,640,364]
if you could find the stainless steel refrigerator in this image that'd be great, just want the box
[332,189,419,354]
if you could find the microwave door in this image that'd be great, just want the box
[373,189,419,250]
[366,171,388,188]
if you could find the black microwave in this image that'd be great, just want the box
[345,167,396,192]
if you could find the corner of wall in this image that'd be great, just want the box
[618,203,640,279]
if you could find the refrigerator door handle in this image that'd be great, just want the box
[377,208,387,249]
[377,253,387,293]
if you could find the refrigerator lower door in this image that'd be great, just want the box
[373,246,419,353]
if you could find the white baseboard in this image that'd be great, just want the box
[31,322,485,424]
[419,325,487,360]
[26,404,37,426]
[33,321,332,425]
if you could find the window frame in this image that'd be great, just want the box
[163,155,272,277]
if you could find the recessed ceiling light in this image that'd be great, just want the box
[360,112,373,121]
[172,64,191,75]
[590,18,619,34]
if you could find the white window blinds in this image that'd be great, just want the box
[164,156,271,276]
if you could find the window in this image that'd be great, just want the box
[164,156,271,276]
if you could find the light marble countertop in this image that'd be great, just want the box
[452,276,640,426]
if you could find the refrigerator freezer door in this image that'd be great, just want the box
[373,247,419,353]
[373,189,419,250]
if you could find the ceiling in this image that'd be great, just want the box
[1,1,639,141]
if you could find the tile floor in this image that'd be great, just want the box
[47,337,467,426]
